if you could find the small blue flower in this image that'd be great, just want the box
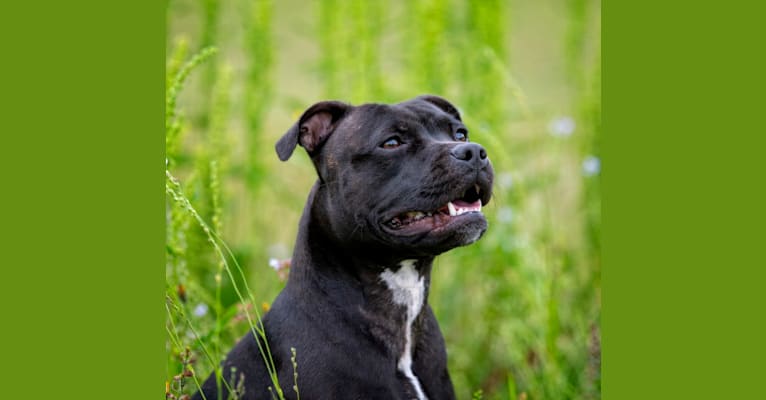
[193,303,208,317]
[548,116,576,137]
[497,206,514,224]
[582,155,601,177]
[498,172,514,190]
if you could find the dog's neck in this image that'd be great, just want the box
[287,184,435,290]
[285,184,434,398]
[288,207,435,301]
[287,183,435,319]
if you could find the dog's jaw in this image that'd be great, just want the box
[380,260,429,400]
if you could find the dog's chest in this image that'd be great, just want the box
[379,260,429,400]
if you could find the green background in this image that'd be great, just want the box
[1,1,764,399]
[0,2,165,399]
[602,1,766,398]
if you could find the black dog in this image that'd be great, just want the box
[194,95,493,399]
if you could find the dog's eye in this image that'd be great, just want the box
[454,129,468,142]
[381,137,402,149]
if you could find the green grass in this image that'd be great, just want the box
[165,0,601,398]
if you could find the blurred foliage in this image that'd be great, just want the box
[165,0,601,399]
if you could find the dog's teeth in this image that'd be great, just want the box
[406,211,425,220]
[475,184,481,195]
[447,202,457,217]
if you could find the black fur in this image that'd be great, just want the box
[194,96,493,399]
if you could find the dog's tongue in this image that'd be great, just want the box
[447,200,482,216]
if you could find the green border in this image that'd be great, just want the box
[604,1,766,399]
[0,2,164,398]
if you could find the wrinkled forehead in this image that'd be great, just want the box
[338,101,457,142]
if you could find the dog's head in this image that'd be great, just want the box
[276,95,494,258]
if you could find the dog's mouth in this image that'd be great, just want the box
[385,184,484,231]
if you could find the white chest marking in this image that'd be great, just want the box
[379,260,428,400]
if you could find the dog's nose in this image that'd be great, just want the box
[450,143,489,169]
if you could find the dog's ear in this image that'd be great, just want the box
[416,95,462,122]
[276,101,352,161]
